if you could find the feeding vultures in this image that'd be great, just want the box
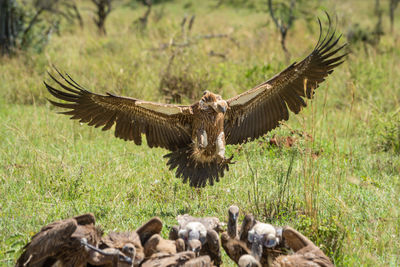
[45,15,346,187]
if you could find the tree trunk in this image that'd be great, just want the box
[0,0,18,55]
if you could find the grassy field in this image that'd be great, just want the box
[1,0,400,266]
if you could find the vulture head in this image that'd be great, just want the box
[248,223,280,260]
[199,90,228,113]
[228,205,240,239]
[178,221,207,249]
[100,231,145,266]
[81,238,134,266]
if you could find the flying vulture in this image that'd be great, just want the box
[45,16,346,187]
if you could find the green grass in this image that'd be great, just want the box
[1,0,400,266]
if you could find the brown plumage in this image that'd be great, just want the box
[221,232,252,265]
[272,227,333,267]
[135,217,163,246]
[143,234,185,259]
[45,15,345,187]
[238,254,261,267]
[140,251,212,267]
[15,214,134,267]
[99,231,144,267]
[183,255,213,267]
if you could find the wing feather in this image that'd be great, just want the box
[45,71,193,150]
[225,17,346,145]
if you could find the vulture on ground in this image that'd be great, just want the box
[45,14,346,187]
[227,205,240,239]
[15,213,133,267]
[169,215,222,266]
[272,227,334,267]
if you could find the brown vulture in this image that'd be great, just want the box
[45,16,346,187]
[15,213,134,267]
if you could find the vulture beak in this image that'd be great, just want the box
[118,254,133,265]
[218,104,227,113]
[232,213,238,222]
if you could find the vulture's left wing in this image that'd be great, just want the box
[45,70,193,151]
[224,18,346,145]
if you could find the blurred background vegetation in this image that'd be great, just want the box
[0,0,399,266]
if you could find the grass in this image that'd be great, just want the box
[1,0,400,266]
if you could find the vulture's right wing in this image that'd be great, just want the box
[45,70,193,151]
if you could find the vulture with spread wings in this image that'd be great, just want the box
[45,16,346,187]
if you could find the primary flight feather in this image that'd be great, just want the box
[46,16,346,187]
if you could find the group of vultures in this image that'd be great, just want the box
[16,206,332,267]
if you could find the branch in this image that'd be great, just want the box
[21,7,45,47]
[267,0,282,32]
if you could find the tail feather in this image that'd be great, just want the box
[164,148,232,187]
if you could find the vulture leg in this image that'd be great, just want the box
[197,129,208,148]
[216,132,226,160]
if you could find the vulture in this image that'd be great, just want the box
[240,215,284,266]
[222,206,261,267]
[247,222,282,264]
[272,227,334,267]
[45,15,346,187]
[15,213,133,267]
[169,215,222,266]
[227,205,240,239]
